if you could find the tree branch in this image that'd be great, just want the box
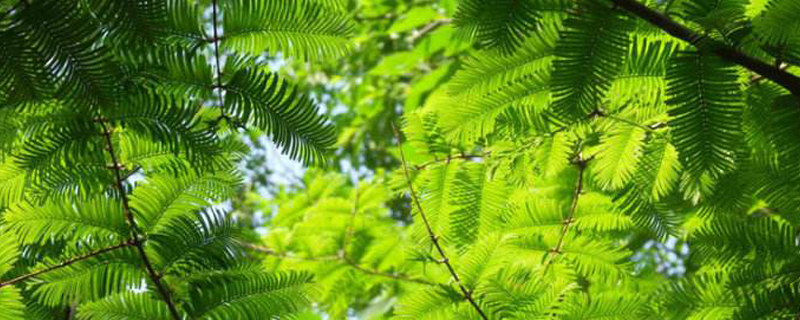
[99,121,182,320]
[542,151,587,273]
[120,165,142,182]
[751,63,790,86]
[0,240,135,289]
[393,124,489,320]
[606,0,800,98]
[410,19,452,43]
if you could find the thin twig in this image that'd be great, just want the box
[410,19,451,43]
[0,239,135,288]
[542,152,587,273]
[240,242,435,285]
[603,114,665,133]
[341,183,359,260]
[393,124,489,320]
[0,0,29,21]
[413,152,488,171]
[353,13,395,21]
[606,0,800,98]
[99,121,183,320]
[121,165,142,181]
[340,256,436,285]
[238,241,338,262]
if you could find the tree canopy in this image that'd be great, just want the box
[1,0,800,319]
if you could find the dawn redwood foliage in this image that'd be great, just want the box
[1,0,800,319]
[0,0,351,318]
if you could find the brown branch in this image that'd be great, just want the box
[751,63,790,86]
[99,121,182,320]
[0,240,135,288]
[542,152,587,273]
[393,124,489,320]
[121,165,142,182]
[410,19,452,43]
[606,0,800,98]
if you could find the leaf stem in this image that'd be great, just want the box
[542,152,587,273]
[211,0,227,113]
[341,183,359,260]
[240,242,436,286]
[414,152,488,170]
[0,239,135,289]
[393,124,489,320]
[409,19,451,43]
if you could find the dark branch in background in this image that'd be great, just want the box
[0,240,135,289]
[751,63,790,85]
[99,121,183,320]
[606,0,800,98]
[239,242,435,286]
[393,124,490,320]
[542,150,587,273]
[410,19,452,43]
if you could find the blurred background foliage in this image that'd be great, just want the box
[236,0,468,224]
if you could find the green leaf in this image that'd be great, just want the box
[76,292,173,320]
[4,198,128,245]
[187,271,313,320]
[222,0,354,61]
[666,50,742,177]
[129,171,239,233]
[550,1,632,123]
[388,7,439,34]
[592,123,646,190]
[223,67,336,165]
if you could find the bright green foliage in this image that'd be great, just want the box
[3,0,800,319]
[0,0,352,318]
[666,51,742,177]
[550,1,632,123]
[222,0,354,61]
[253,0,800,318]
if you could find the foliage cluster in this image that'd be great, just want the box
[1,0,800,319]
[0,0,351,318]
[260,0,800,318]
